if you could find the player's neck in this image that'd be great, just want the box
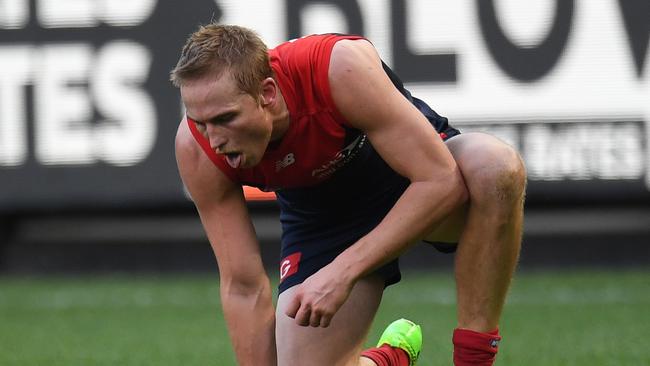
[269,88,290,142]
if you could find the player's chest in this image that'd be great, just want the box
[251,115,366,190]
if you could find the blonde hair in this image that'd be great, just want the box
[170,24,273,101]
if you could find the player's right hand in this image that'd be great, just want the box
[284,263,354,328]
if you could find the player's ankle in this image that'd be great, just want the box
[457,317,497,334]
[452,327,501,366]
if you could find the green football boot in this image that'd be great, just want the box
[376,318,423,366]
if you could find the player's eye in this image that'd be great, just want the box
[212,112,237,124]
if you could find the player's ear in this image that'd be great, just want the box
[260,77,277,106]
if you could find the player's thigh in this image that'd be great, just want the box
[276,274,384,366]
[424,132,518,243]
[423,200,467,243]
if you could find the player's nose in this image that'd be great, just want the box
[206,125,227,153]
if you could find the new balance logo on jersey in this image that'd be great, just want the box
[276,153,296,172]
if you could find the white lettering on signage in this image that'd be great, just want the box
[37,0,157,28]
[0,42,155,166]
[463,122,645,181]
[0,46,31,166]
[523,123,644,181]
[34,44,95,164]
[93,42,156,166]
[0,0,29,29]
[0,0,157,29]
[0,0,158,167]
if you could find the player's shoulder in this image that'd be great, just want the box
[175,117,204,185]
[329,37,377,74]
[279,33,346,46]
[174,117,214,173]
[175,116,191,144]
[328,38,381,103]
[175,117,200,162]
[273,33,366,56]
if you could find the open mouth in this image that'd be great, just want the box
[225,153,242,169]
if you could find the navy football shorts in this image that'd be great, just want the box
[275,98,460,294]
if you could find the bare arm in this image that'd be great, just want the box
[175,119,276,365]
[329,39,468,280]
[286,39,468,327]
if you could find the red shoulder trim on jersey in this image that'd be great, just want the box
[186,117,239,182]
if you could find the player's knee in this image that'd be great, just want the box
[468,144,526,208]
[494,147,526,202]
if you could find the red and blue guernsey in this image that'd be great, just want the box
[188,34,459,292]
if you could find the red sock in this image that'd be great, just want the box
[453,328,501,366]
[361,344,410,366]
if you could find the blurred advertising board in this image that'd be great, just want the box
[0,0,648,212]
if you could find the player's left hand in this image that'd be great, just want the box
[284,263,354,328]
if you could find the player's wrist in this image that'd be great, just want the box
[331,252,364,287]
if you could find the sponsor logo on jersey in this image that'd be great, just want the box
[312,134,366,178]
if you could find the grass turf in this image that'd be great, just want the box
[0,269,648,365]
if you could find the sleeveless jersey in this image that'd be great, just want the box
[187,35,458,287]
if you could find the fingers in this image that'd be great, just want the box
[302,306,335,328]
[284,289,312,326]
[294,303,312,326]
[284,290,333,328]
[299,306,331,327]
[319,314,333,328]
[284,292,301,319]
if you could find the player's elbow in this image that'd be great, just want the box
[449,167,469,207]
[220,270,271,299]
[414,164,468,216]
[431,164,468,211]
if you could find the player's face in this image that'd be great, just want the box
[181,72,273,169]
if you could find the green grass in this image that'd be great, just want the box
[1,269,648,365]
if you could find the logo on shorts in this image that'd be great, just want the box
[279,252,302,282]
